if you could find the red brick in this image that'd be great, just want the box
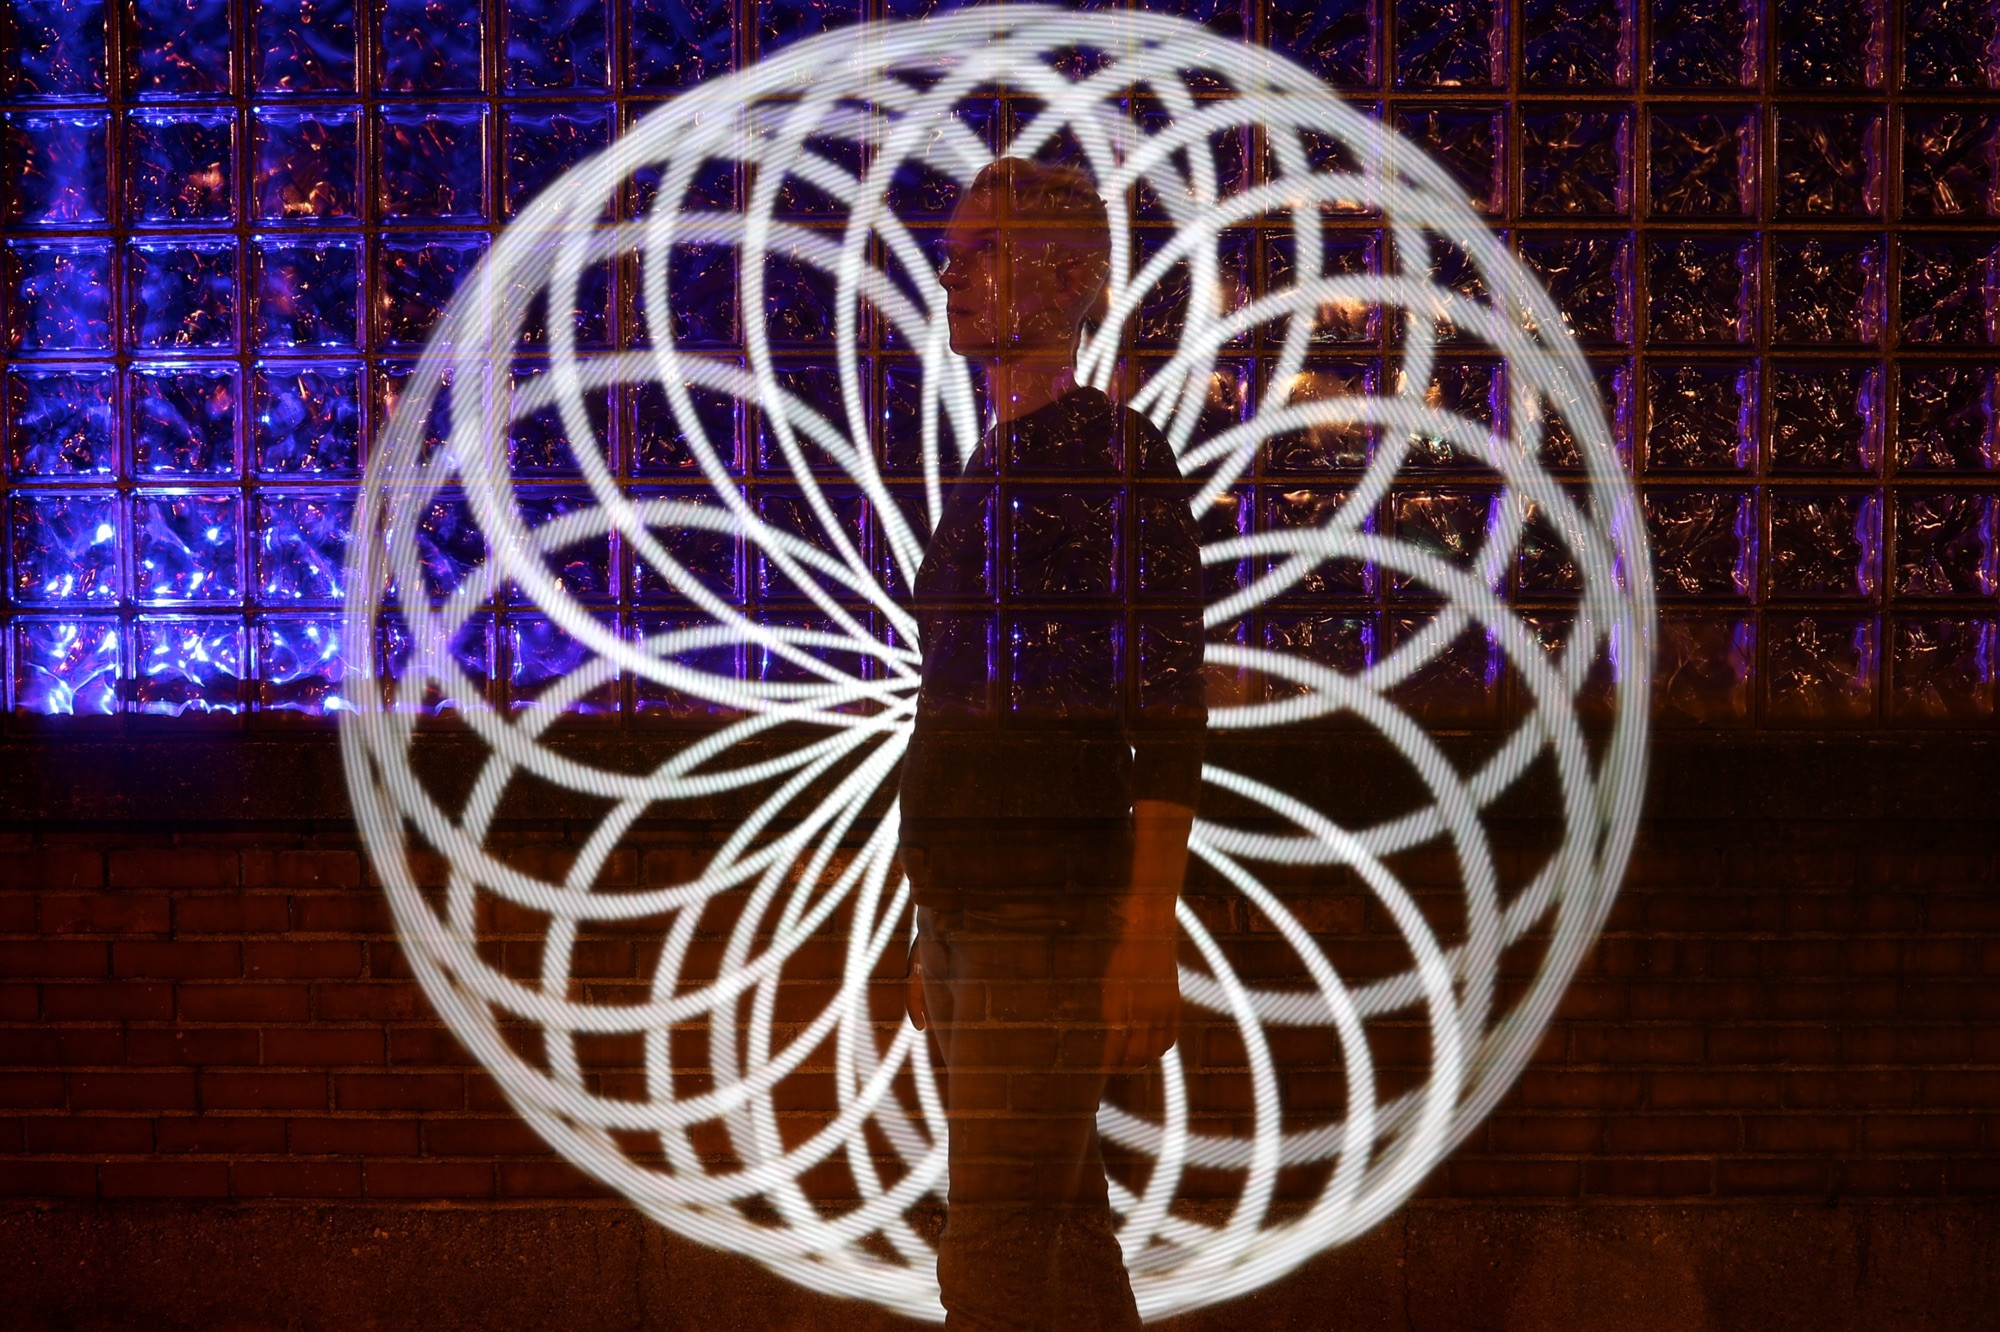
[71,1070,197,1111]
[1922,1070,2000,1106]
[242,850,361,890]
[0,986,36,1020]
[172,895,290,934]
[261,1028,384,1066]
[38,894,171,935]
[0,1117,21,1152]
[44,983,174,1021]
[1784,1070,1918,1108]
[422,1117,549,1156]
[108,850,239,891]
[0,941,108,978]
[1483,1114,1602,1154]
[364,1160,493,1199]
[243,941,365,980]
[1715,1158,1831,1196]
[1602,1114,1740,1154]
[126,1026,260,1066]
[200,1071,328,1111]
[314,983,431,1021]
[232,1160,362,1198]
[1840,1024,1970,1063]
[100,1161,229,1198]
[1743,1114,1855,1153]
[23,1116,154,1154]
[0,850,103,891]
[1706,1025,1841,1064]
[1948,1160,2000,1194]
[155,1116,288,1154]
[0,1073,67,1108]
[1838,1160,1945,1196]
[1512,1070,1643,1110]
[0,1026,124,1065]
[334,1073,462,1111]
[386,1026,474,1066]
[1649,1071,1782,1109]
[0,895,34,932]
[0,1160,98,1196]
[178,983,311,1023]
[1445,1159,1581,1197]
[1863,1114,1984,1151]
[1582,1158,1713,1197]
[289,893,391,933]
[288,1117,421,1156]
[464,1073,511,1112]
[110,941,241,980]
[498,1160,605,1197]
[368,940,415,979]
[1567,1024,1704,1064]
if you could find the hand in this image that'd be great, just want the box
[906,945,929,1032]
[1101,933,1181,1068]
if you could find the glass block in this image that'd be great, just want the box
[1771,237,1882,344]
[6,365,117,477]
[517,492,614,602]
[1263,487,1372,597]
[1769,363,1881,472]
[1522,0,1629,87]
[252,235,360,349]
[5,239,113,352]
[1645,235,1755,343]
[411,492,485,597]
[377,105,488,221]
[1519,109,1631,217]
[127,238,237,351]
[1648,0,1755,88]
[630,380,739,474]
[1516,494,1584,594]
[256,615,349,713]
[374,360,452,459]
[1643,363,1754,471]
[1895,365,1996,471]
[1654,614,1752,724]
[5,0,109,97]
[1008,615,1120,719]
[636,245,738,349]
[758,0,862,57]
[1261,362,1377,472]
[1389,488,1497,596]
[255,0,354,92]
[1889,617,1995,722]
[12,618,120,716]
[253,107,359,221]
[252,361,362,475]
[1766,615,1876,723]
[628,0,733,92]
[1774,0,1882,89]
[125,0,231,96]
[254,491,352,604]
[515,249,611,350]
[503,105,613,219]
[1773,110,1882,217]
[761,243,841,346]
[130,362,238,475]
[1894,493,1997,598]
[1393,107,1503,213]
[876,362,940,475]
[1263,230,1377,344]
[1768,490,1879,599]
[1539,360,1632,470]
[133,491,242,603]
[379,612,491,712]
[131,616,244,715]
[377,0,482,92]
[1267,0,1375,88]
[375,234,486,349]
[126,110,235,224]
[1903,111,1999,220]
[1384,618,1501,722]
[507,373,612,475]
[753,363,864,474]
[503,0,608,90]
[1007,489,1120,597]
[10,491,119,603]
[1398,359,1500,467]
[1517,235,1631,343]
[1644,489,1754,597]
[1134,229,1255,348]
[631,614,742,718]
[1259,615,1374,699]
[1393,0,1501,89]
[630,492,741,603]
[1899,240,1997,346]
[3,110,108,226]
[507,614,619,714]
[751,487,867,601]
[1903,0,2000,90]
[1647,109,1756,216]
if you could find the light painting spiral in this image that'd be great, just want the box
[341,7,1656,1321]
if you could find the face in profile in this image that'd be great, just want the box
[937,161,1110,360]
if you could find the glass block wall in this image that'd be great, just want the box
[1,0,1996,724]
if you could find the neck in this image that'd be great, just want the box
[985,357,1076,424]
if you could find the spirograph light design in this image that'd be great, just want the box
[341,7,1655,1321]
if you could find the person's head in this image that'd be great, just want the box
[938,157,1111,361]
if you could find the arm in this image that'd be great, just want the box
[1102,797,1195,1068]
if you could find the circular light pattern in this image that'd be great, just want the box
[342,7,1655,1321]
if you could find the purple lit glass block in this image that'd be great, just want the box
[1768,491,1879,599]
[131,616,244,715]
[515,492,613,601]
[133,491,241,602]
[1894,493,1998,598]
[254,0,355,92]
[12,618,120,716]
[517,253,611,349]
[1384,617,1501,722]
[10,491,119,603]
[1009,489,1120,597]
[630,380,739,474]
[1774,0,1882,89]
[1903,111,1999,220]
[1896,365,1996,471]
[1774,110,1883,217]
[6,366,116,477]
[503,105,613,219]
[125,109,235,223]
[256,615,348,713]
[5,239,113,352]
[1522,0,1629,87]
[411,493,485,598]
[1655,614,1753,724]
[1644,489,1754,597]
[762,243,839,345]
[1390,489,1497,596]
[1260,614,1373,695]
[1393,0,1501,89]
[253,361,361,475]
[125,0,231,97]
[632,613,742,718]
[1644,235,1755,343]
[503,0,608,89]
[1648,109,1756,217]
[377,0,482,91]
[1899,240,1998,346]
[630,491,741,603]
[637,245,738,348]
[1264,231,1377,343]
[1539,361,1631,470]
[1770,363,1881,472]
[507,614,619,714]
[748,612,874,688]
[1889,617,1995,722]
[255,491,352,603]
[130,362,238,475]
[1393,108,1503,214]
[1903,0,2000,90]
[758,0,863,57]
[876,363,931,474]
[1519,109,1630,217]
[1516,494,1583,594]
[5,0,109,97]
[1267,0,1375,88]
[754,362,867,473]
[629,0,733,92]
[377,105,488,221]
[1262,361,1376,472]
[1517,235,1631,343]
[1766,615,1876,723]
[252,235,360,348]
[376,234,485,349]
[1264,487,1371,597]
[3,111,108,226]
[127,238,237,351]
[1399,360,1499,467]
[1648,0,1755,88]
[253,107,359,221]
[379,613,491,712]
[753,488,868,601]
[1009,616,1120,719]
[1644,363,1754,472]
[507,374,612,475]
[1771,237,1882,345]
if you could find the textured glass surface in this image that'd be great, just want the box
[130,615,243,714]
[1896,366,1996,472]
[1899,240,1998,346]
[629,0,734,90]
[254,0,356,92]
[378,105,488,221]
[130,362,238,475]
[10,491,120,603]
[252,235,361,348]
[1644,363,1754,472]
[126,109,235,225]
[256,615,348,713]
[1770,364,1881,473]
[1902,110,1998,220]
[1894,494,1998,598]
[4,110,109,226]
[252,362,362,474]
[1645,489,1754,598]
[509,614,619,713]
[1773,0,1882,90]
[6,239,113,351]
[253,107,359,221]
[1646,235,1755,343]
[255,492,353,603]
[12,618,121,715]
[1522,0,1628,87]
[1904,0,2000,90]
[377,0,483,92]
[375,234,486,348]
[127,238,237,351]
[133,491,242,602]
[1393,0,1500,89]
[6,366,117,477]
[1771,237,1882,345]
[1648,108,1755,216]
[1889,617,1995,722]
[125,0,232,97]
[1766,615,1877,723]
[5,0,110,97]
[1767,491,1879,600]
[504,105,614,218]
[1520,109,1629,216]
[504,0,609,90]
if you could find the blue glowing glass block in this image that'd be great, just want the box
[126,0,232,97]
[133,491,241,603]
[631,613,741,718]
[5,239,113,352]
[757,0,862,57]
[1393,107,1503,213]
[1394,0,1502,89]
[130,362,239,476]
[256,615,348,713]
[1520,109,1631,217]
[10,491,119,603]
[131,615,244,715]
[127,238,237,351]
[377,105,487,221]
[1008,616,1121,719]
[1647,108,1757,217]
[1267,0,1376,88]
[517,491,614,601]
[254,0,355,92]
[252,361,361,475]
[12,618,121,716]
[762,245,839,345]
[252,235,360,348]
[1009,489,1121,597]
[630,381,738,474]
[628,0,733,92]
[507,613,619,714]
[502,104,613,219]
[126,109,235,224]
[411,491,485,597]
[6,366,117,477]
[753,487,867,601]
[754,362,866,474]
[3,111,108,227]
[1523,0,1630,87]
[254,491,352,603]
[377,0,482,91]
[253,107,359,221]
[5,0,109,98]
[375,234,485,349]
[629,490,741,602]
[634,245,738,348]
[503,0,608,89]
[1904,0,2000,90]
[1648,0,1756,88]
[378,612,491,712]
[506,374,612,475]
[517,255,611,349]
